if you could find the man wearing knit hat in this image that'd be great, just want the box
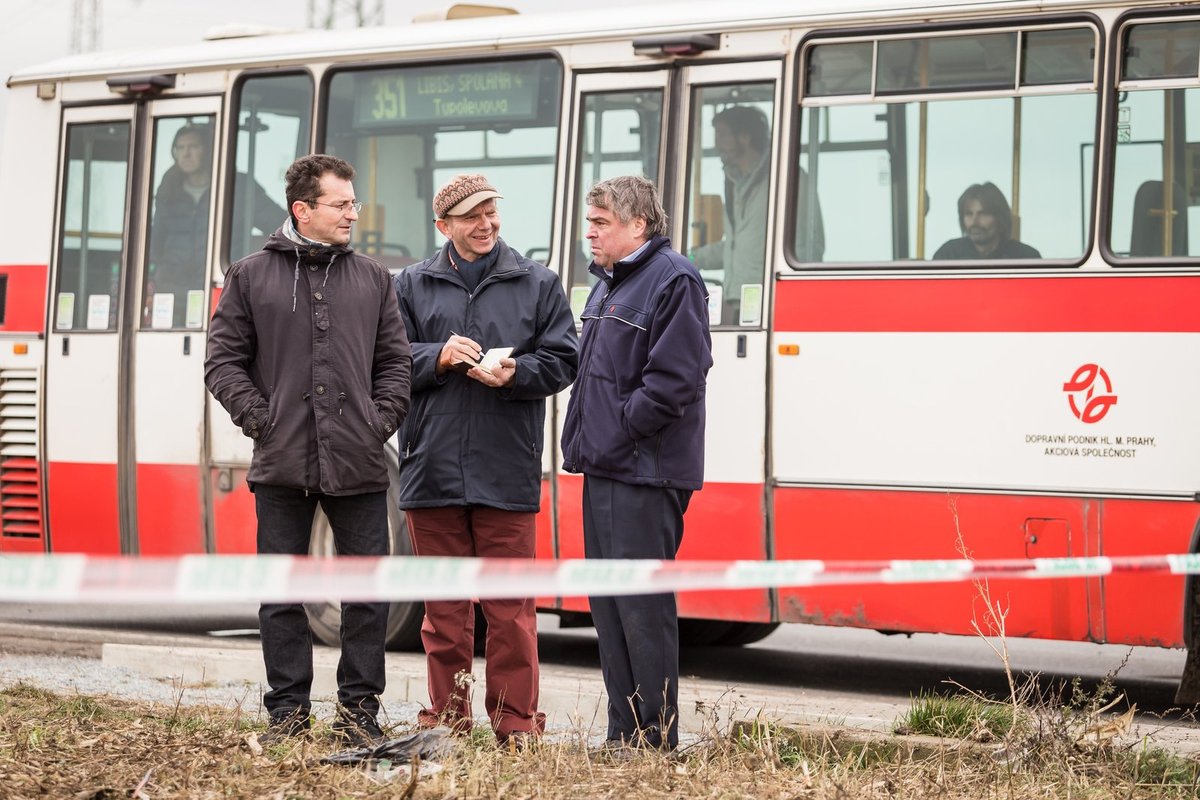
[392,173,578,745]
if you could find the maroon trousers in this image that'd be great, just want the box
[406,506,544,739]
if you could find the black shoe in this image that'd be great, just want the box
[332,709,386,748]
[259,711,311,746]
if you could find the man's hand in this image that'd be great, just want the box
[468,357,516,388]
[437,334,482,375]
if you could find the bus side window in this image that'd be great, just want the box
[54,122,131,333]
[570,89,664,305]
[144,116,215,329]
[1110,21,1200,260]
[796,27,1096,266]
[227,73,312,267]
[683,83,776,327]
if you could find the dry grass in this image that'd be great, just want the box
[0,683,1197,799]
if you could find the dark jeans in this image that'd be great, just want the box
[583,474,692,750]
[254,484,389,720]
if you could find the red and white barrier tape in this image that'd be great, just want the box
[0,553,1196,603]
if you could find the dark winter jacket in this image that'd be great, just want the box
[561,235,712,490]
[205,225,412,495]
[393,239,578,512]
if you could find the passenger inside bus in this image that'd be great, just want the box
[691,107,764,322]
[690,106,771,313]
[146,123,284,327]
[932,182,1040,260]
[692,105,823,324]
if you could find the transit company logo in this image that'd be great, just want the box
[1062,363,1117,424]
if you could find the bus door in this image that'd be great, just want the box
[46,106,136,554]
[134,98,222,555]
[45,98,220,557]
[556,68,670,612]
[675,61,780,624]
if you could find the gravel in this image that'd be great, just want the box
[0,651,425,728]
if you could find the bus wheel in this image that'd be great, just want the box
[678,618,735,646]
[303,450,424,651]
[715,622,780,646]
[1176,519,1200,704]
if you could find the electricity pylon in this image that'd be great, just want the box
[71,0,101,53]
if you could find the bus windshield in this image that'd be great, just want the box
[325,57,563,269]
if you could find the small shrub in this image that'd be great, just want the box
[895,690,1014,741]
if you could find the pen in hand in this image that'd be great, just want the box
[448,330,481,364]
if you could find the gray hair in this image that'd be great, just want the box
[585,175,668,238]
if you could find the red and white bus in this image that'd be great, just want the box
[3,0,1199,691]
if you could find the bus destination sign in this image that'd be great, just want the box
[356,62,545,126]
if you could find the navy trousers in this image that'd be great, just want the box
[582,474,691,749]
[254,484,390,720]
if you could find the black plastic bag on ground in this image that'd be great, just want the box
[321,728,453,766]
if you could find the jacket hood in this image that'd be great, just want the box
[262,221,353,313]
[262,221,354,257]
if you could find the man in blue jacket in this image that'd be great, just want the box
[561,175,713,753]
[393,174,577,746]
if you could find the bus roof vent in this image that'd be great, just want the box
[413,4,518,23]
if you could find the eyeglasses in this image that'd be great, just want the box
[309,199,363,214]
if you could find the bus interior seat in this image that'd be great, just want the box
[691,194,725,249]
[1130,179,1188,257]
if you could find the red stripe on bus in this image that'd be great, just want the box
[210,467,257,555]
[136,463,205,555]
[554,475,772,622]
[47,462,120,554]
[0,264,48,333]
[772,486,1194,648]
[773,276,1200,333]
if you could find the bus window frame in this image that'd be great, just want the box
[51,108,136,336]
[221,67,315,275]
[315,50,566,269]
[141,103,222,332]
[1099,8,1200,268]
[564,67,672,305]
[784,14,1104,273]
[678,62,784,331]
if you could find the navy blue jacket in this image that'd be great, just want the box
[561,236,712,490]
[393,240,578,511]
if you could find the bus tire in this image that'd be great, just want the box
[677,618,735,646]
[714,621,780,646]
[303,448,424,652]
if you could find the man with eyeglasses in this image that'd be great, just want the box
[205,154,412,748]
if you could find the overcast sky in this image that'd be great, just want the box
[0,0,660,150]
